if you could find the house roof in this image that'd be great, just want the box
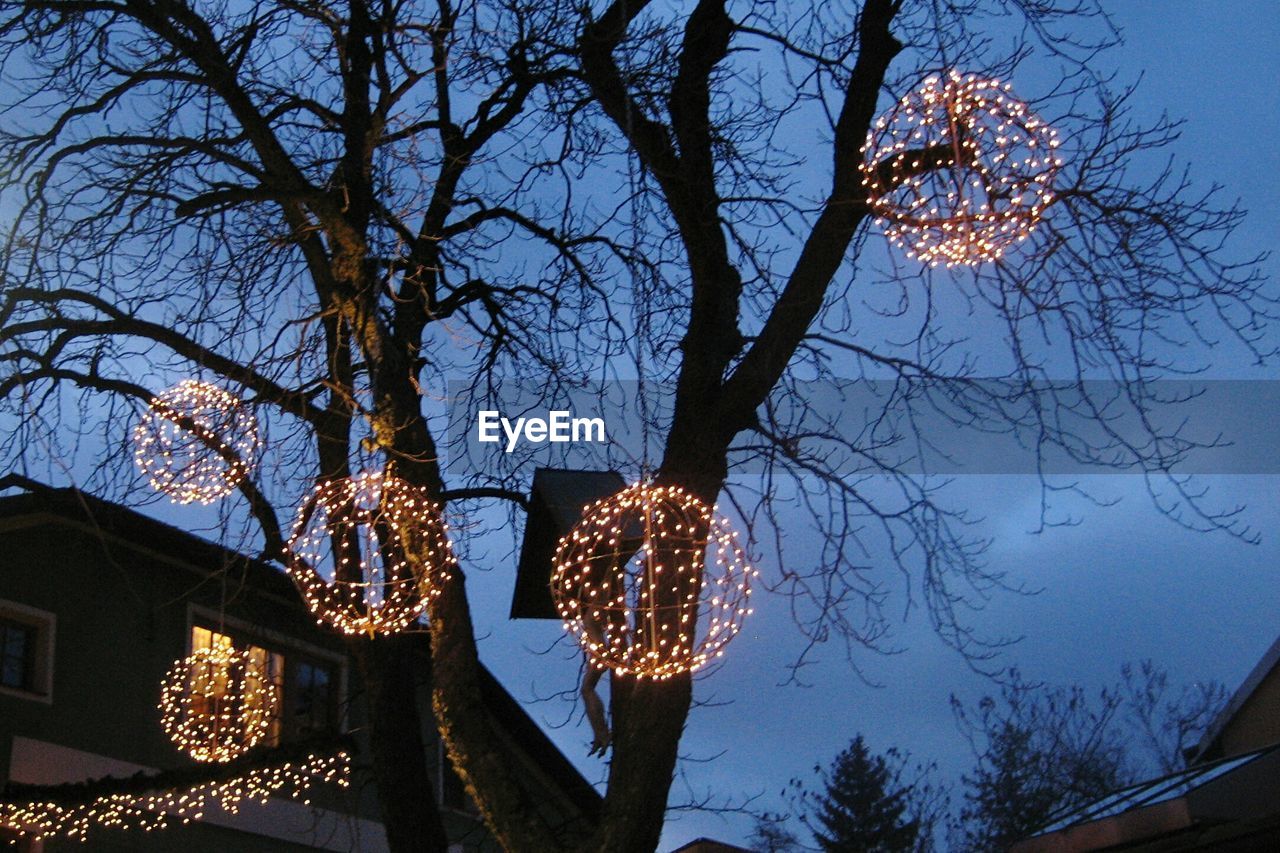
[1012,743,1280,852]
[0,473,301,601]
[0,474,602,821]
[1014,624,1280,851]
[1190,631,1280,764]
[669,839,755,853]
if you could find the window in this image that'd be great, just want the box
[246,643,286,744]
[1,620,35,691]
[0,601,54,702]
[291,660,334,736]
[189,623,339,745]
[192,625,284,745]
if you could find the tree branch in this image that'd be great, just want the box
[719,0,903,429]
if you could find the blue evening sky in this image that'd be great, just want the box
[2,2,1278,851]
[460,4,1280,849]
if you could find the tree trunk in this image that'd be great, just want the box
[428,567,563,851]
[588,675,694,853]
[577,432,729,852]
[352,636,451,853]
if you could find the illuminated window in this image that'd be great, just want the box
[247,644,285,745]
[191,625,284,746]
[189,624,337,744]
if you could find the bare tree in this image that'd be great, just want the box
[1121,659,1229,775]
[0,1,1270,852]
[950,662,1228,850]
[751,664,1225,852]
[951,673,1131,851]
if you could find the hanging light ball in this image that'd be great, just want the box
[132,379,258,504]
[158,645,278,763]
[860,69,1063,267]
[550,482,757,680]
[286,471,454,637]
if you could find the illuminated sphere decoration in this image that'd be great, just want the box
[860,70,1063,267]
[550,482,758,680]
[159,645,278,763]
[286,471,454,637]
[133,379,258,504]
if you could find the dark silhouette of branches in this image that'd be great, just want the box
[950,662,1227,850]
[0,0,1270,851]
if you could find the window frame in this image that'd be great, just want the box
[0,599,55,704]
[185,605,348,743]
[288,657,340,739]
[0,619,36,691]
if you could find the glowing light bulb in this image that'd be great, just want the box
[549,482,758,680]
[0,752,349,844]
[159,646,277,763]
[860,69,1061,266]
[133,380,258,504]
[286,471,455,637]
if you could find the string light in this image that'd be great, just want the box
[860,70,1062,267]
[550,482,757,680]
[159,646,278,763]
[286,471,455,638]
[0,751,349,846]
[132,379,258,504]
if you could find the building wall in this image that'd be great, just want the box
[1219,661,1280,759]
[2,517,197,776]
[1,503,599,852]
[0,512,414,850]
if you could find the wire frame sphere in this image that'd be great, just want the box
[550,482,757,680]
[133,379,258,504]
[286,471,454,638]
[860,70,1063,267]
[159,645,278,763]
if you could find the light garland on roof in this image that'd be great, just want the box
[286,471,454,638]
[550,482,757,680]
[159,645,278,763]
[0,751,349,846]
[132,379,258,504]
[860,69,1062,267]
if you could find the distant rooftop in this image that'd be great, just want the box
[669,838,755,853]
[1014,726,1280,851]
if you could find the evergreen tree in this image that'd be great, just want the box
[807,736,921,853]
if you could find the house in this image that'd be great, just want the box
[668,839,754,853]
[0,479,601,851]
[1012,635,1280,852]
